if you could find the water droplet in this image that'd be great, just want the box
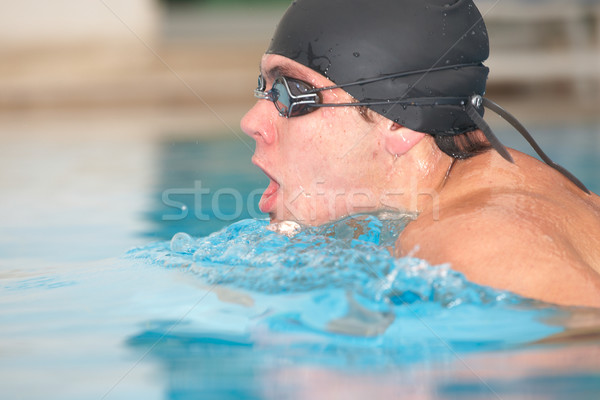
[171,232,194,254]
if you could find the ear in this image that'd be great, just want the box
[382,122,426,156]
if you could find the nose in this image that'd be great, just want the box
[240,100,277,145]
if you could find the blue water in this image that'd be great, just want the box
[122,214,599,399]
[2,124,600,400]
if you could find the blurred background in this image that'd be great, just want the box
[1,0,598,117]
[0,0,599,256]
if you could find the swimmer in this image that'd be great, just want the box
[241,0,600,307]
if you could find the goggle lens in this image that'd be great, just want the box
[255,75,320,118]
[273,82,291,116]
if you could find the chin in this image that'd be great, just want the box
[269,194,353,226]
[268,213,280,224]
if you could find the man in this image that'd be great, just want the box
[240,0,600,307]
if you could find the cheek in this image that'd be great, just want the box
[279,110,377,183]
[280,118,325,156]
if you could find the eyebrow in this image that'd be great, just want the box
[261,64,310,82]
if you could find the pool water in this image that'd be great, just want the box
[1,116,600,400]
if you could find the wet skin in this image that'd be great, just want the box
[242,54,600,308]
[399,149,600,308]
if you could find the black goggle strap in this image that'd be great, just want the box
[466,96,514,163]
[468,95,590,194]
[309,96,468,108]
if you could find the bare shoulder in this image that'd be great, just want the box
[398,176,600,307]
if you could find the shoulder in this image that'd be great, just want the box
[398,189,549,268]
[397,188,600,307]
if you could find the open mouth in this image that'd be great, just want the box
[252,158,280,214]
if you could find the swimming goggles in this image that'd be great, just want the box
[254,75,323,117]
[253,65,474,118]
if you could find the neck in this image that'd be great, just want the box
[379,137,455,215]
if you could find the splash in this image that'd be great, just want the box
[129,213,518,308]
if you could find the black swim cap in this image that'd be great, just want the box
[267,0,489,136]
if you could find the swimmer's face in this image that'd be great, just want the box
[241,54,395,225]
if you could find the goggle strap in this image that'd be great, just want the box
[308,97,468,108]
[466,99,514,163]
[470,96,590,194]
